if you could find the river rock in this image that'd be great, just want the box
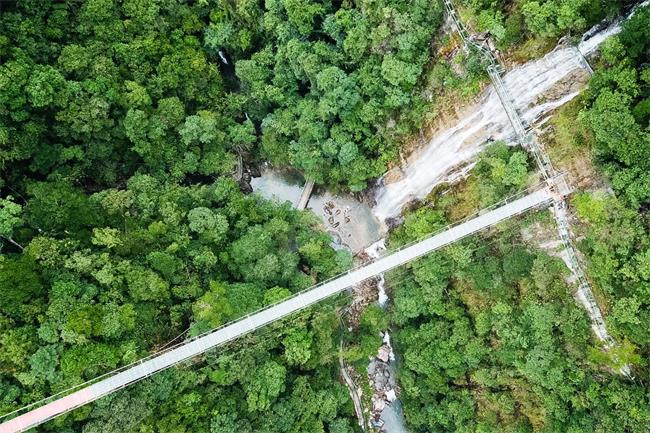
[535,69,590,107]
[238,171,253,193]
[381,167,404,185]
[377,345,391,363]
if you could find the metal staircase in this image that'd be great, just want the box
[444,0,553,179]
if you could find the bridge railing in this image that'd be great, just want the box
[554,209,613,343]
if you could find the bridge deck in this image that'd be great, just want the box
[0,186,554,433]
[296,179,315,210]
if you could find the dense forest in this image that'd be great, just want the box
[0,173,359,432]
[1,0,649,432]
[0,0,637,192]
[0,0,447,192]
[0,0,393,431]
[458,0,638,54]
[553,3,650,360]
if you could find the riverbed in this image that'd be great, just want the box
[251,169,382,253]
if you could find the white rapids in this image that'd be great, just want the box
[578,0,650,56]
[372,10,640,222]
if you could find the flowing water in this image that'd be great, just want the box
[372,9,643,222]
[252,2,647,238]
[578,0,649,56]
[252,12,622,245]
[361,9,644,430]
[373,48,586,221]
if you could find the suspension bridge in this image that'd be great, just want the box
[0,177,569,433]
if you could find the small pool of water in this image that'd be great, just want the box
[381,398,408,433]
[251,169,382,252]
